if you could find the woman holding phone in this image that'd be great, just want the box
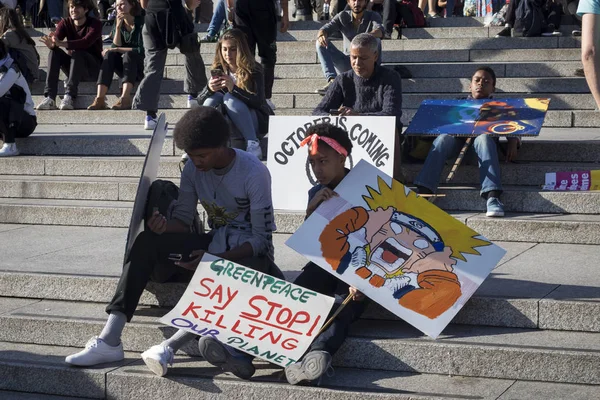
[197,28,273,159]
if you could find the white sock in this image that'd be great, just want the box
[99,311,127,347]
[160,329,196,352]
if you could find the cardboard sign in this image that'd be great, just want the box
[405,98,550,137]
[286,160,506,339]
[123,113,168,264]
[159,253,335,367]
[543,170,600,191]
[267,116,396,211]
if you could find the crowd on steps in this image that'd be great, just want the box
[0,0,597,388]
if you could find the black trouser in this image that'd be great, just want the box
[44,48,101,99]
[293,262,367,356]
[106,230,284,321]
[382,0,400,35]
[97,50,144,90]
[0,98,37,144]
[234,0,277,99]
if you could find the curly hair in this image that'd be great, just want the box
[474,66,497,87]
[212,28,261,94]
[305,123,353,155]
[173,107,231,151]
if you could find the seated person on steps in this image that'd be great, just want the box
[413,66,520,218]
[197,28,273,159]
[315,0,384,95]
[88,0,145,111]
[0,39,37,157]
[0,7,39,84]
[284,122,368,386]
[65,107,283,369]
[37,0,103,111]
[314,33,404,179]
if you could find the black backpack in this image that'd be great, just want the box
[0,59,26,130]
[8,47,39,84]
[514,0,545,37]
[144,179,203,234]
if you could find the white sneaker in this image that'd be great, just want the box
[36,97,57,110]
[266,98,276,111]
[141,344,174,377]
[246,139,262,159]
[59,95,74,110]
[0,143,19,157]
[144,115,158,130]
[65,336,124,366]
[187,95,199,109]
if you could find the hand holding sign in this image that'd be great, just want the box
[160,254,335,367]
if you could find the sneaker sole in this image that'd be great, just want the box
[285,351,329,385]
[486,211,505,217]
[65,352,124,366]
[198,337,255,380]
[141,353,168,377]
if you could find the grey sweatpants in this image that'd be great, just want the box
[133,25,207,112]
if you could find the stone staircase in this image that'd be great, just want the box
[0,17,599,399]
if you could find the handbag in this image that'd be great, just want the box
[165,0,200,54]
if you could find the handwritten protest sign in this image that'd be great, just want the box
[159,254,335,367]
[267,116,396,210]
[543,170,600,191]
[286,160,506,339]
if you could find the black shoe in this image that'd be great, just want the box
[495,26,512,37]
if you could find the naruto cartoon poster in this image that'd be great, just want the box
[286,160,506,338]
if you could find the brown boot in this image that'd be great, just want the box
[87,97,108,110]
[112,95,133,110]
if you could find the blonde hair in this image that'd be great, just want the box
[212,29,259,94]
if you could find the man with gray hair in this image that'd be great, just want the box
[315,0,384,95]
[313,33,403,132]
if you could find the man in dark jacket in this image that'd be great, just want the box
[37,0,102,111]
[313,33,402,131]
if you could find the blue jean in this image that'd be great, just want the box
[414,134,503,197]
[47,0,63,20]
[207,0,226,37]
[203,92,259,141]
[316,39,383,81]
[446,0,455,16]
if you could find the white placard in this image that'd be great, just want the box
[159,253,335,367]
[267,116,396,210]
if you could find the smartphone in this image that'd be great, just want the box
[210,69,224,78]
[329,109,341,116]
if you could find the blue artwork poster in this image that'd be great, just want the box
[405,98,550,137]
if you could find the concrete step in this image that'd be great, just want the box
[0,299,597,384]
[6,342,596,400]
[0,198,598,244]
[0,176,597,214]
[1,230,598,333]
[34,47,583,68]
[5,125,600,161]
[29,76,590,97]
[0,391,91,400]
[34,61,588,84]
[0,223,598,330]
[28,107,590,128]
[1,155,596,186]
[31,91,596,112]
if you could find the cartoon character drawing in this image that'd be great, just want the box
[319,177,491,319]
